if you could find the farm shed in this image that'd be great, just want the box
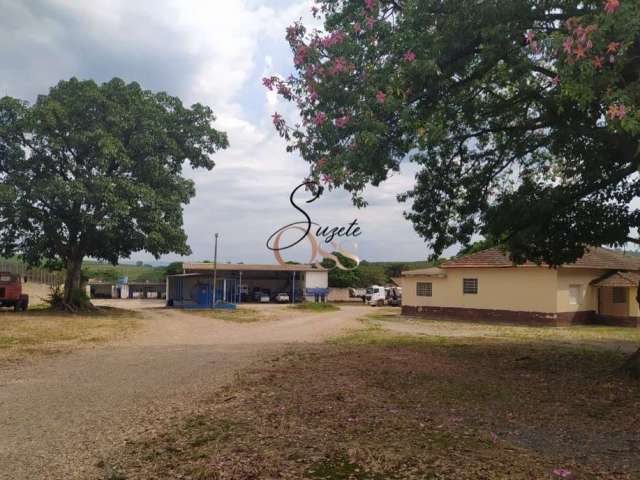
[166,263,328,308]
[127,282,166,299]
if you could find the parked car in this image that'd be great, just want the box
[260,293,270,303]
[275,292,290,303]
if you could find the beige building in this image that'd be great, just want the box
[400,247,640,326]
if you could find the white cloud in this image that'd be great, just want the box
[0,0,441,264]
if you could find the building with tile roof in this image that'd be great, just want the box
[400,247,640,327]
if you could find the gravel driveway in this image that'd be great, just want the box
[0,302,366,479]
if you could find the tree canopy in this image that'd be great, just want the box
[0,77,228,306]
[266,0,640,266]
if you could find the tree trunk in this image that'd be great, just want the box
[62,255,83,306]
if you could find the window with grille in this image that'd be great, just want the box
[613,287,626,304]
[463,278,478,294]
[416,282,432,297]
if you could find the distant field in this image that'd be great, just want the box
[82,261,168,282]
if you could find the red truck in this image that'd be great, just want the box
[0,272,29,311]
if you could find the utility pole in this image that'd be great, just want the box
[212,233,219,307]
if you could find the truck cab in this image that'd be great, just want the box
[0,272,29,311]
[365,285,387,306]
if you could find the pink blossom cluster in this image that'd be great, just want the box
[313,112,327,126]
[335,115,350,128]
[318,31,346,49]
[561,15,623,70]
[524,30,541,54]
[403,50,416,62]
[607,103,627,119]
[294,45,308,66]
[329,57,349,75]
[286,22,305,44]
[604,0,620,14]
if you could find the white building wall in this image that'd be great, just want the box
[305,271,328,289]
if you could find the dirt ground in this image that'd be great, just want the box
[0,301,367,480]
[109,325,640,480]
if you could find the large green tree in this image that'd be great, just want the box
[267,0,640,373]
[0,78,228,307]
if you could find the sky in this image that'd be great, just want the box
[0,0,456,264]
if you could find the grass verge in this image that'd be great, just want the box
[0,306,140,362]
[107,327,640,479]
[367,309,640,351]
[186,307,266,323]
[291,302,340,313]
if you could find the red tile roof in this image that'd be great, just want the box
[441,247,640,270]
[591,271,640,288]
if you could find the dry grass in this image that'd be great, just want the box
[107,328,640,479]
[369,309,640,351]
[0,307,140,362]
[185,304,338,323]
[186,307,268,323]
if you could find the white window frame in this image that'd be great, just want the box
[416,282,432,297]
[568,284,582,305]
[463,278,478,295]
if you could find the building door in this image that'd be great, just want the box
[195,283,212,307]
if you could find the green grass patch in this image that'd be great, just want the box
[291,302,340,313]
[187,307,264,323]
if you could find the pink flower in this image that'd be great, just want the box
[524,30,535,44]
[353,22,362,33]
[604,0,620,14]
[403,50,416,63]
[308,89,318,102]
[330,57,348,75]
[552,76,561,86]
[364,0,376,10]
[562,37,573,54]
[574,45,586,59]
[607,41,621,54]
[262,77,275,90]
[276,83,292,99]
[376,91,386,103]
[313,112,327,126]
[320,31,346,48]
[271,113,285,130]
[552,468,572,478]
[592,56,604,70]
[294,45,307,66]
[365,16,375,29]
[607,104,627,120]
[321,173,333,185]
[335,115,350,128]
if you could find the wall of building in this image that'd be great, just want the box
[305,271,328,289]
[402,267,559,313]
[599,286,630,317]
[327,288,361,302]
[630,289,640,317]
[556,268,605,314]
